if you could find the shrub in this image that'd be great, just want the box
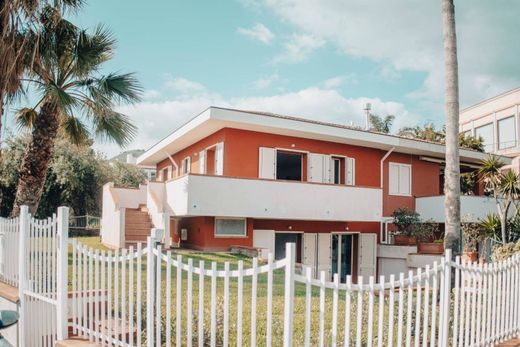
[391,207,420,236]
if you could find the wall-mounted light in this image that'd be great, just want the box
[291,144,295,148]
[288,225,293,230]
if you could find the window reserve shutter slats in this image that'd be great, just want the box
[308,153,324,183]
[167,166,172,180]
[215,142,224,175]
[358,233,377,282]
[199,150,206,174]
[399,165,411,195]
[389,163,399,194]
[259,147,276,179]
[389,162,412,196]
[346,157,355,185]
[186,157,191,173]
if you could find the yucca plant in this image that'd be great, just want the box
[478,155,520,243]
[11,5,141,216]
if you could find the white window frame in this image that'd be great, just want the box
[214,217,247,238]
[389,162,412,197]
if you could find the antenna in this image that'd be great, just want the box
[364,103,371,130]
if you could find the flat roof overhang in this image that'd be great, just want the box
[137,107,509,167]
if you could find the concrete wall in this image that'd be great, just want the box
[166,174,383,221]
[377,244,443,278]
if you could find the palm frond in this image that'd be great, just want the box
[73,25,115,77]
[59,113,90,145]
[92,111,137,147]
[96,72,142,104]
[15,107,38,129]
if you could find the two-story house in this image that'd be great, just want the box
[102,106,504,281]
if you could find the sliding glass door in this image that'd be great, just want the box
[331,234,353,282]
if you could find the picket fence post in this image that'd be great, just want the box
[146,235,157,347]
[283,242,296,347]
[18,205,29,347]
[57,206,69,341]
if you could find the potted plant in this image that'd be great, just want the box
[462,216,482,263]
[391,207,420,245]
[416,220,444,254]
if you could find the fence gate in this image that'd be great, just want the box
[18,206,68,347]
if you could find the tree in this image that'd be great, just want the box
[398,123,444,143]
[442,0,461,253]
[369,114,394,133]
[478,155,520,243]
[0,134,146,217]
[10,6,141,216]
[0,0,83,149]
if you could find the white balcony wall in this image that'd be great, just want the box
[416,195,513,223]
[166,174,382,221]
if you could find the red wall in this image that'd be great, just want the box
[158,127,443,220]
[382,152,441,217]
[178,217,253,251]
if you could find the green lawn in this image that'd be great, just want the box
[68,237,436,346]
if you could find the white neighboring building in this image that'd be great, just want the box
[459,87,520,170]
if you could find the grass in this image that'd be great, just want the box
[68,237,440,346]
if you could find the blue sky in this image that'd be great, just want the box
[7,1,520,156]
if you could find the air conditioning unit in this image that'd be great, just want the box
[181,228,188,241]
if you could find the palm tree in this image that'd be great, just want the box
[11,6,141,216]
[478,155,520,243]
[442,0,461,253]
[398,123,444,143]
[0,0,83,150]
[369,114,394,133]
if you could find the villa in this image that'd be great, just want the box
[101,106,507,281]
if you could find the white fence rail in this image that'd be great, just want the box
[2,208,520,346]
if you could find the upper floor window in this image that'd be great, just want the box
[276,151,303,181]
[475,123,494,152]
[498,116,516,150]
[181,157,191,175]
[389,162,411,196]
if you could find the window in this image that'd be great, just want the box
[330,157,344,184]
[389,162,411,196]
[498,116,516,150]
[215,218,247,237]
[276,151,302,181]
[181,157,191,175]
[475,123,494,152]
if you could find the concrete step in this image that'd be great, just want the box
[125,221,153,229]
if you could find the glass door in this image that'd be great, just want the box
[331,234,353,282]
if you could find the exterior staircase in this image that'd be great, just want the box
[124,205,152,248]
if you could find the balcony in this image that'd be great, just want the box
[416,195,512,223]
[165,174,383,221]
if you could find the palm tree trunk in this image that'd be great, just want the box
[442,0,461,255]
[11,102,59,216]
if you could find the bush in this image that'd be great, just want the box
[491,240,520,262]
[391,207,420,236]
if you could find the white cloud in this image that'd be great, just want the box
[237,23,275,44]
[254,0,520,109]
[97,82,419,156]
[321,74,357,89]
[274,33,325,63]
[164,77,207,94]
[252,73,280,89]
[143,89,162,100]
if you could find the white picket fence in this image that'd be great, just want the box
[0,216,20,286]
[2,207,520,346]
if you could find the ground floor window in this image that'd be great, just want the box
[331,234,353,283]
[214,218,247,237]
